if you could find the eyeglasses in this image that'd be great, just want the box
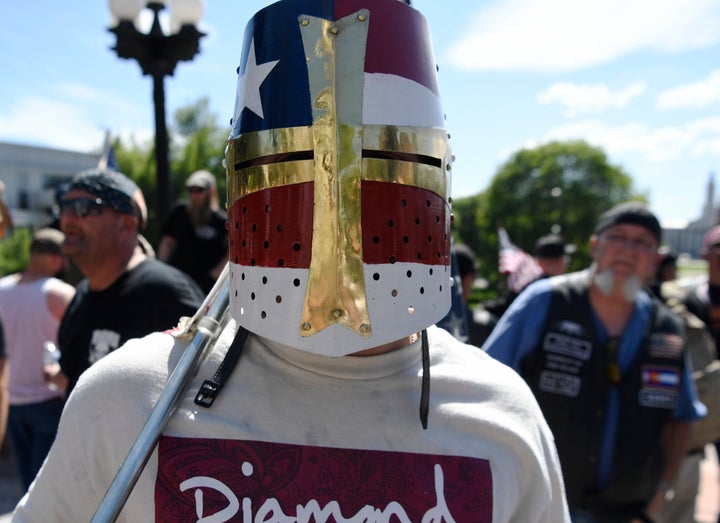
[187,186,207,194]
[59,197,106,218]
[601,232,657,254]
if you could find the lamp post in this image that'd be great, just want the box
[107,0,205,222]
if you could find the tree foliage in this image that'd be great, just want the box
[453,140,645,290]
[0,227,31,276]
[113,97,230,245]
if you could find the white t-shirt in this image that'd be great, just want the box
[13,323,569,522]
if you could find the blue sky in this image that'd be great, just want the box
[2,0,720,227]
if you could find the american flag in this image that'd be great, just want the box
[97,130,119,171]
[498,227,543,293]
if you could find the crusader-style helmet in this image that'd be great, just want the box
[226,0,453,356]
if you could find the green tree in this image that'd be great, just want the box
[112,97,230,245]
[0,228,31,276]
[454,140,645,290]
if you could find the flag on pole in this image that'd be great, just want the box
[498,227,543,293]
[97,130,119,171]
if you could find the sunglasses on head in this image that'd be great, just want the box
[59,197,106,218]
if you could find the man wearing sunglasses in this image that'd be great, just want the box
[485,202,704,523]
[47,169,205,395]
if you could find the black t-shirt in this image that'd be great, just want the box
[58,258,205,393]
[160,202,228,293]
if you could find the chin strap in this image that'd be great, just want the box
[194,326,249,408]
[420,329,430,430]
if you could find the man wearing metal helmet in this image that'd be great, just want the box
[13,2,568,522]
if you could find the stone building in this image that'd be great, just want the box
[663,174,718,258]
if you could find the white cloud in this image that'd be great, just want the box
[657,69,720,110]
[532,117,720,162]
[0,96,104,151]
[446,0,720,72]
[0,90,153,152]
[537,81,647,116]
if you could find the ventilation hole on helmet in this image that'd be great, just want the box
[262,276,268,284]
[436,216,441,223]
[415,218,420,225]
[373,273,380,281]
[234,256,239,264]
[252,224,257,232]
[277,259,285,267]
[293,278,301,287]
[403,236,409,243]
[439,285,443,292]
[401,199,407,207]
[250,259,256,266]
[251,292,256,300]
[417,253,423,260]
[263,240,270,249]
[277,224,283,232]
[429,268,434,275]
[292,242,301,251]
[389,256,397,264]
[234,290,238,297]
[264,204,270,213]
[242,205,247,214]
[235,221,239,229]
[275,295,282,303]
[241,240,246,248]
[241,272,245,280]
[261,311,267,319]
[387,219,394,227]
[426,200,431,207]
[420,287,425,294]
[427,235,432,243]
[373,236,380,244]
[391,289,398,297]
[406,270,412,278]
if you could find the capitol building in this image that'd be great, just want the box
[663,174,718,258]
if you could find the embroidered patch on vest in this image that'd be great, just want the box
[155,436,494,522]
[543,331,593,361]
[647,333,683,359]
[539,370,581,397]
[639,365,680,409]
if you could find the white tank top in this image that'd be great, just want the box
[0,275,66,404]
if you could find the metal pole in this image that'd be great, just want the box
[152,70,172,223]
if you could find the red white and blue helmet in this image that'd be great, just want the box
[225,0,453,356]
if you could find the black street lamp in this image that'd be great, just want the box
[107,0,205,222]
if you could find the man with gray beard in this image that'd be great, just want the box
[484,201,705,523]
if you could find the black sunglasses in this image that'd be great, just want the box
[59,197,106,218]
[187,186,207,194]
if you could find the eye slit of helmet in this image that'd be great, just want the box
[361,149,442,168]
[234,151,314,170]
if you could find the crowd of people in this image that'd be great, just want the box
[0,1,718,522]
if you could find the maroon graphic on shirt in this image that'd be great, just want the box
[155,436,493,522]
